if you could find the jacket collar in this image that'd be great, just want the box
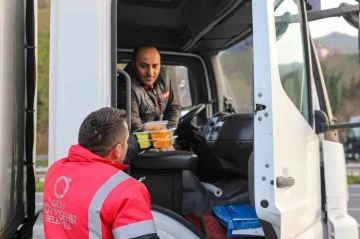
[67,144,128,171]
[143,82,157,91]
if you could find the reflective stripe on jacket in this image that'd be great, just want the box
[43,145,157,238]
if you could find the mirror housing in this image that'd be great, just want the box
[306,2,359,63]
[315,110,360,134]
[341,3,359,29]
[341,2,360,73]
[315,110,330,134]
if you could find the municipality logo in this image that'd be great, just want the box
[54,176,72,199]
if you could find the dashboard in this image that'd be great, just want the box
[203,112,253,142]
[190,111,254,178]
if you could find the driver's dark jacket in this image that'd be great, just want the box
[118,64,180,164]
[118,64,180,132]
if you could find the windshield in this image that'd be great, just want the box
[218,35,254,113]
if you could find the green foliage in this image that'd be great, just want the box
[36,180,44,192]
[36,160,48,168]
[320,54,360,107]
[323,70,342,114]
[348,175,360,184]
[37,9,50,154]
[343,76,360,100]
[320,53,360,89]
[320,53,360,142]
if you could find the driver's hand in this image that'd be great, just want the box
[160,145,176,151]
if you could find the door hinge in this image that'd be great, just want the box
[255,104,266,115]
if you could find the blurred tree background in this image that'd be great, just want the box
[321,53,360,141]
[37,1,50,154]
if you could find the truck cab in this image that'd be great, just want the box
[2,0,359,238]
[47,0,360,238]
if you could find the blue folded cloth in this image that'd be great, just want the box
[212,204,262,237]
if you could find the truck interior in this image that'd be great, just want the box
[115,0,264,237]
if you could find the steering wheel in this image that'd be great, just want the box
[177,103,206,129]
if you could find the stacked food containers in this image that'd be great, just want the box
[134,121,177,149]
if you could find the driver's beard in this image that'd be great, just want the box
[133,68,157,87]
[134,69,147,86]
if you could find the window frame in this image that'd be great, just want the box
[299,0,314,127]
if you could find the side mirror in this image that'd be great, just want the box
[341,3,359,29]
[315,110,330,134]
[306,2,359,63]
[315,110,360,134]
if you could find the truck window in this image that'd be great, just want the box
[163,65,192,108]
[275,0,310,122]
[218,35,254,113]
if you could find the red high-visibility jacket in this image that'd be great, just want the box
[43,145,158,238]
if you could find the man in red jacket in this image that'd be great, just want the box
[43,107,159,239]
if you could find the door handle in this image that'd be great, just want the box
[276,176,295,188]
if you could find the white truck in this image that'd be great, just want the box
[1,0,360,238]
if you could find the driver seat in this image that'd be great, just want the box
[130,151,198,215]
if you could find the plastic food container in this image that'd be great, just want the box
[152,137,176,148]
[143,121,168,131]
[138,140,152,149]
[134,131,150,140]
[137,136,177,149]
[149,128,175,140]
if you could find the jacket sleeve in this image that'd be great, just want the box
[111,183,159,239]
[130,91,145,132]
[123,134,141,165]
[163,82,180,129]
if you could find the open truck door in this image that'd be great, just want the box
[252,0,359,238]
[252,0,323,238]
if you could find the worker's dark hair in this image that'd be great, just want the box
[131,45,160,63]
[78,107,127,157]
